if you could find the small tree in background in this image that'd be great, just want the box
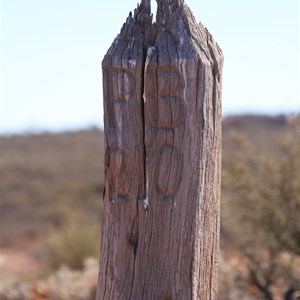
[222,115,300,299]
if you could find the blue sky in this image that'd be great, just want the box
[0,0,299,134]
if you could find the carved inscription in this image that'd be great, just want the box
[105,64,186,201]
[106,67,136,102]
[105,67,136,127]
[157,143,183,198]
[145,65,185,129]
[106,145,129,203]
[106,145,125,178]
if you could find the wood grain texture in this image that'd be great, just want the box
[97,1,223,299]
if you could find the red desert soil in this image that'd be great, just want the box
[0,237,40,282]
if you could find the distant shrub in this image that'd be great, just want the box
[222,115,300,299]
[42,221,100,272]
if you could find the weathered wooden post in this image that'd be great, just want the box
[97,0,223,299]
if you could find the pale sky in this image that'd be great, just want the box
[0,0,299,134]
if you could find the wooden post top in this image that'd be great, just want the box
[140,0,185,15]
[156,0,185,25]
[156,0,184,4]
[156,0,185,11]
[141,0,151,8]
[142,0,184,6]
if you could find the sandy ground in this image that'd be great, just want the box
[0,238,40,283]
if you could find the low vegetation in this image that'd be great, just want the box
[42,215,99,272]
[221,115,300,299]
[0,114,299,299]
